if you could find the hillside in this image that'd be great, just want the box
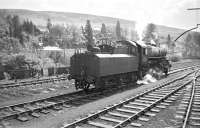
[0,9,186,38]
[0,9,135,30]
[157,25,185,40]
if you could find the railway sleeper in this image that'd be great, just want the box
[116,108,139,114]
[175,114,184,119]
[138,117,150,122]
[194,97,200,101]
[177,105,187,110]
[143,95,162,99]
[192,104,200,108]
[190,116,200,120]
[130,122,142,127]
[193,101,200,105]
[189,121,200,127]
[40,109,50,114]
[108,112,129,118]
[147,93,166,97]
[52,105,62,111]
[99,116,123,123]
[129,102,150,107]
[139,97,157,101]
[180,101,189,104]
[166,97,176,101]
[13,106,27,113]
[87,120,112,128]
[17,114,29,122]
[160,102,170,106]
[150,108,160,113]
[144,112,156,117]
[156,105,166,109]
[164,99,174,103]
[23,105,37,110]
[176,111,186,115]
[30,112,40,118]
[96,118,117,126]
[191,111,200,116]
[134,99,154,104]
[123,105,145,110]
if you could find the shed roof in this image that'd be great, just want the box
[42,46,63,51]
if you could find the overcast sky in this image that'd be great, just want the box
[0,0,200,29]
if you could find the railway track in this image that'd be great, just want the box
[0,64,198,89]
[175,70,200,128]
[168,64,199,75]
[0,75,68,89]
[62,70,199,128]
[0,69,195,123]
[171,60,200,71]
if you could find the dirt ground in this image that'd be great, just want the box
[1,59,199,108]
[1,71,192,128]
[0,80,76,107]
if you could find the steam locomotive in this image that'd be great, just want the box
[68,40,171,90]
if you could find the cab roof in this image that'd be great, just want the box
[116,40,147,48]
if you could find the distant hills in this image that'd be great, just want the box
[0,9,185,39]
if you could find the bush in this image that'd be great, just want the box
[0,37,22,53]
[1,54,39,79]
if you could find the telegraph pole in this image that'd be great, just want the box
[187,8,200,10]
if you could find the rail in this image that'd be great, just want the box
[182,69,199,128]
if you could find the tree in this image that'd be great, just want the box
[6,15,13,37]
[166,34,175,53]
[49,51,62,74]
[184,32,200,57]
[47,18,52,32]
[71,26,80,46]
[44,24,65,46]
[5,15,23,44]
[0,14,9,38]
[62,25,81,48]
[184,33,193,56]
[193,32,200,46]
[12,15,22,38]
[3,54,28,70]
[116,20,121,40]
[166,34,171,47]
[82,20,94,50]
[49,51,62,65]
[101,23,107,36]
[22,20,35,35]
[50,25,64,38]
[143,23,157,45]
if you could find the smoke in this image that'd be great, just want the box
[137,68,165,85]
[137,74,157,85]
[135,17,149,41]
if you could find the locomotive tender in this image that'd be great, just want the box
[68,40,171,90]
